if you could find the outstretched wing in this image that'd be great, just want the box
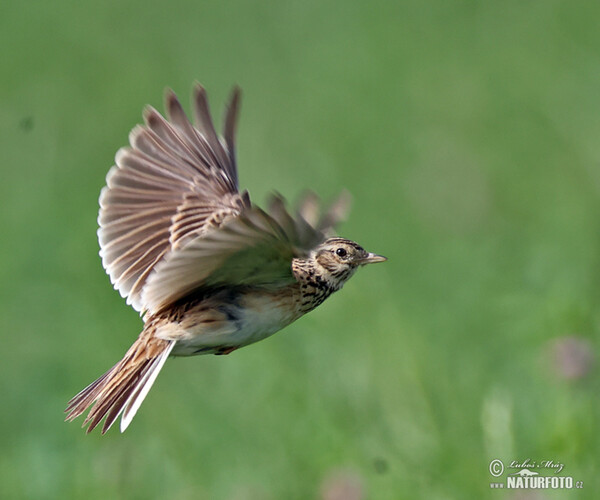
[142,193,350,314]
[98,84,249,312]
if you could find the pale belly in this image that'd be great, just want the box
[159,288,303,356]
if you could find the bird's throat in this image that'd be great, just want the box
[292,258,339,313]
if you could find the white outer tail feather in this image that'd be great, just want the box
[120,341,175,432]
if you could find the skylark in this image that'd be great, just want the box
[65,84,386,433]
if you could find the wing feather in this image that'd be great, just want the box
[192,85,233,182]
[98,84,351,315]
[98,85,246,312]
[141,198,331,313]
[222,86,241,185]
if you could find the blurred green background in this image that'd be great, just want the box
[2,0,600,498]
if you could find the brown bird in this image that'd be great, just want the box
[65,84,387,434]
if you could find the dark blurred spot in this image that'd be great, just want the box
[373,457,388,474]
[320,469,363,500]
[549,336,594,381]
[19,116,34,133]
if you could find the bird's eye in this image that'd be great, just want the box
[336,248,347,257]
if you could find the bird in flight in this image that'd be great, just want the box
[65,84,386,434]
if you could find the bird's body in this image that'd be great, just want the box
[155,285,304,356]
[65,84,386,433]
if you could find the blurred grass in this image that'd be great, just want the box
[2,0,600,498]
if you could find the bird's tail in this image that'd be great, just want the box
[65,329,175,434]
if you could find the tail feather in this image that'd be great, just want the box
[83,361,152,433]
[120,344,173,432]
[65,368,113,416]
[65,334,174,434]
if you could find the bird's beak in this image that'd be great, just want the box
[360,252,387,265]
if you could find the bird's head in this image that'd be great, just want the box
[311,237,387,287]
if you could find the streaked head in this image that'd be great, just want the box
[313,237,387,285]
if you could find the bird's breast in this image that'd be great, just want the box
[236,288,303,341]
